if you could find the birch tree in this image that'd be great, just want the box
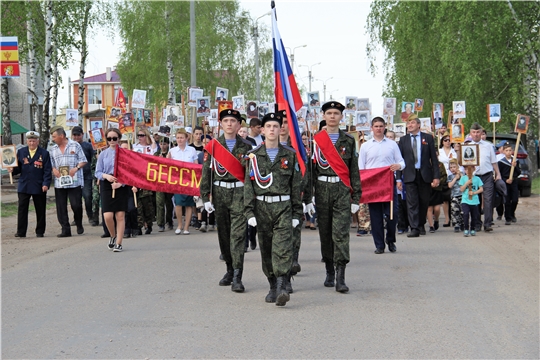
[1,78,12,145]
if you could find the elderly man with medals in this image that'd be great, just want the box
[244,112,303,306]
[311,101,362,293]
[200,109,254,293]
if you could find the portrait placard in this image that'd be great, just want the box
[383,98,396,116]
[246,101,258,118]
[414,99,424,112]
[460,144,480,167]
[196,96,211,117]
[420,117,432,133]
[307,92,320,107]
[357,98,370,111]
[215,87,229,105]
[232,95,245,113]
[432,103,444,129]
[514,114,529,134]
[355,110,371,131]
[453,101,466,119]
[119,113,134,134]
[131,89,146,109]
[393,123,406,138]
[450,123,464,143]
[487,104,501,123]
[66,109,78,127]
[401,101,414,121]
[345,96,357,111]
[188,87,203,107]
[1,145,18,168]
[89,128,106,150]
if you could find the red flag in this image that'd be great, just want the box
[115,88,127,113]
[271,5,306,175]
[115,147,202,196]
[359,166,394,203]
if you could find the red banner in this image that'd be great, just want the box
[359,166,394,203]
[115,88,127,113]
[114,147,202,196]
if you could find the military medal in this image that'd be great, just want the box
[280,158,288,169]
[23,157,29,165]
[340,147,346,155]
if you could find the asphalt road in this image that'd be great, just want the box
[1,196,538,359]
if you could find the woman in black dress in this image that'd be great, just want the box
[95,128,129,252]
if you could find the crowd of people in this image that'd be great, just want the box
[9,102,522,307]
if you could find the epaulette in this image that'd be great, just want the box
[281,144,297,153]
[247,143,264,154]
[343,131,355,140]
[239,137,254,147]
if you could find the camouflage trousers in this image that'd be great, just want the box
[155,191,174,227]
[315,181,351,267]
[254,200,293,278]
[137,190,155,228]
[357,203,371,231]
[214,185,246,270]
[91,180,100,224]
[451,196,464,228]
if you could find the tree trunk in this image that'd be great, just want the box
[40,0,53,148]
[1,78,12,145]
[27,1,40,136]
[51,15,59,126]
[165,9,176,105]
[77,1,92,123]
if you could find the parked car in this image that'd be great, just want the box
[487,133,532,197]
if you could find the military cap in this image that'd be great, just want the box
[26,130,40,139]
[176,128,188,136]
[50,125,64,134]
[219,109,242,122]
[261,112,283,127]
[321,101,345,113]
[407,113,420,122]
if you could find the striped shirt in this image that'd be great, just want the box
[49,139,87,188]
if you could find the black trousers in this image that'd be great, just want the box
[17,192,47,236]
[55,187,83,235]
[405,170,432,231]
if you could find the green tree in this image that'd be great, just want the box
[366,1,539,138]
[115,0,274,108]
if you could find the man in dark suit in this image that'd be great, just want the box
[396,114,440,237]
[9,131,52,238]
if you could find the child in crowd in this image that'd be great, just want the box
[447,159,463,232]
[498,143,521,225]
[459,165,483,237]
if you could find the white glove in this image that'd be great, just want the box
[204,202,215,213]
[292,219,300,228]
[305,203,315,216]
[248,217,257,227]
[312,196,316,205]
[351,203,360,214]
[302,203,306,214]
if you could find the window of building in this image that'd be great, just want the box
[88,85,102,104]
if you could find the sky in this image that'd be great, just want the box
[59,0,386,116]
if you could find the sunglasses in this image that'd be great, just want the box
[106,137,119,141]
[137,134,145,137]
[443,138,450,142]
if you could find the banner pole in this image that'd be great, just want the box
[9,172,13,184]
[133,191,138,208]
[493,122,496,145]
[509,132,522,179]
[390,200,393,220]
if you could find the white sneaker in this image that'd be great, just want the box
[183,230,190,235]
[175,229,182,235]
[199,222,207,233]
[209,225,215,231]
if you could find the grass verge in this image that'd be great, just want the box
[1,202,56,218]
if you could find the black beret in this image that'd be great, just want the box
[219,109,242,122]
[261,112,283,127]
[321,101,345,113]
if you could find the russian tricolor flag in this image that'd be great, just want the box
[271,2,306,175]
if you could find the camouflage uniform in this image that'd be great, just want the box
[137,189,155,230]
[154,148,173,228]
[244,143,303,303]
[200,134,253,290]
[312,130,361,289]
[357,203,371,232]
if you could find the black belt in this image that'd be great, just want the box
[478,171,493,176]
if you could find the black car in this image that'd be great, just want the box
[487,133,532,197]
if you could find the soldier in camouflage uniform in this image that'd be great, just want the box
[200,109,253,293]
[356,203,371,235]
[136,188,155,234]
[278,111,312,291]
[154,138,174,231]
[245,113,303,306]
[311,101,362,293]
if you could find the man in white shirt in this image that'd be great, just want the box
[469,122,501,232]
[358,116,405,253]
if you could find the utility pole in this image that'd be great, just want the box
[299,62,321,93]
[190,0,196,87]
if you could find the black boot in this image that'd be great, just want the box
[275,276,290,306]
[265,276,277,303]
[324,261,335,287]
[145,226,152,235]
[219,263,234,286]
[291,251,301,275]
[335,265,349,293]
[284,271,293,294]
[231,269,245,292]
